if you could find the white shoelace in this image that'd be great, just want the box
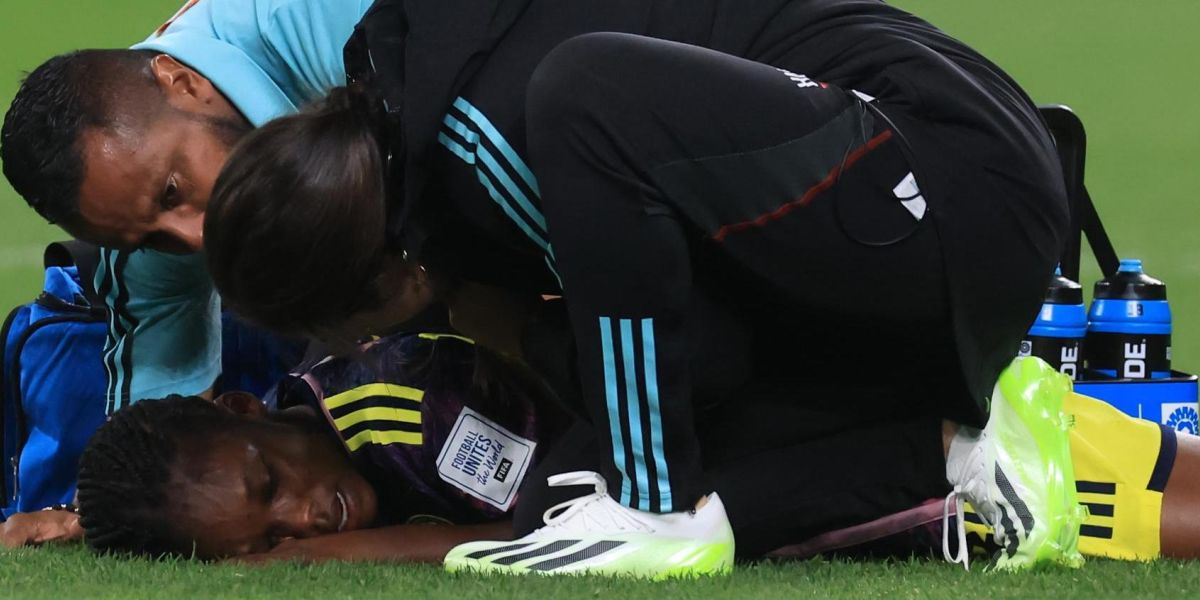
[942,485,973,570]
[942,480,1008,571]
[539,471,650,533]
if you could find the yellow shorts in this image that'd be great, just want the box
[965,392,1176,561]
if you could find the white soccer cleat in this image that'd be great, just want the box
[444,471,734,579]
[942,358,1085,570]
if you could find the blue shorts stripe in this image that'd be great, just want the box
[641,319,672,511]
[599,317,632,504]
[620,319,650,511]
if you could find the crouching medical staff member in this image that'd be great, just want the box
[203,0,1079,577]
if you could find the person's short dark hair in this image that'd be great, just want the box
[0,49,159,225]
[206,86,391,336]
[76,394,227,558]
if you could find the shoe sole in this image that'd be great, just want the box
[444,538,734,580]
[990,357,1086,570]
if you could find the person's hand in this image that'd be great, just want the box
[224,522,513,565]
[0,510,84,548]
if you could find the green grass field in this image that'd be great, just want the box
[4,545,1200,600]
[2,1,1199,598]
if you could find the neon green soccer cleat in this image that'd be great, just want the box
[943,357,1086,571]
[444,471,734,579]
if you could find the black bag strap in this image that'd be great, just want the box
[1038,105,1121,281]
[43,240,102,305]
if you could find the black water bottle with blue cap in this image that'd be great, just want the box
[1085,258,1172,379]
[1019,266,1086,380]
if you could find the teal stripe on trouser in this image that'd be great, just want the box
[599,317,632,504]
[620,319,651,511]
[641,318,672,510]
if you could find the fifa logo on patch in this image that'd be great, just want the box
[1163,404,1199,436]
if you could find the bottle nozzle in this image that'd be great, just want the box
[1118,258,1144,274]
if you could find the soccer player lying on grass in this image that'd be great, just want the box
[6,333,1195,569]
[63,331,955,566]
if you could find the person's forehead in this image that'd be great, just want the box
[171,433,263,554]
[175,432,255,490]
[74,128,164,240]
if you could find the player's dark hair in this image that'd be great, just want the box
[206,86,399,337]
[0,49,160,225]
[76,394,227,558]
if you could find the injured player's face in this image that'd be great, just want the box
[163,394,379,559]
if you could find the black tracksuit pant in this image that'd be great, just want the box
[516,397,950,559]
[525,33,992,514]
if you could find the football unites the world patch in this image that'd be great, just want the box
[436,407,536,511]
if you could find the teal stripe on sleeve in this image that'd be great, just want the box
[452,97,542,197]
[443,111,547,232]
[437,132,476,165]
[438,118,551,252]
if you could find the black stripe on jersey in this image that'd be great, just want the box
[327,395,423,420]
[465,542,536,560]
[1076,481,1116,495]
[1080,524,1114,539]
[339,419,423,441]
[527,541,626,571]
[963,511,986,526]
[1147,425,1178,493]
[491,540,579,566]
[1082,502,1114,518]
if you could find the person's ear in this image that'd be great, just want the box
[213,391,269,418]
[149,54,221,111]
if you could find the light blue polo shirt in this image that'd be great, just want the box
[133,0,373,126]
[100,0,373,409]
